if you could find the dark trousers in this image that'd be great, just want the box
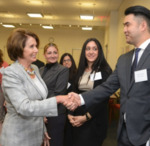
[118,123,146,146]
[46,114,66,146]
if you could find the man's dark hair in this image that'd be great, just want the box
[125,5,150,29]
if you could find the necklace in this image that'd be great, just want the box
[24,67,35,75]
[17,61,35,75]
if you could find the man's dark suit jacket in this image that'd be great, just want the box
[82,43,150,146]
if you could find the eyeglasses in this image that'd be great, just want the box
[85,47,98,51]
[63,59,71,63]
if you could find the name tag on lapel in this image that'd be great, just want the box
[67,82,71,89]
[135,69,148,83]
[90,72,102,81]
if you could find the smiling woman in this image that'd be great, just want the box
[0,28,71,146]
[65,38,112,146]
[43,43,59,64]
[40,43,69,146]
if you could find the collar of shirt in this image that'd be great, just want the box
[133,38,150,63]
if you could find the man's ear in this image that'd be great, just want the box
[140,20,147,32]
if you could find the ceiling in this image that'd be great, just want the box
[0,0,123,30]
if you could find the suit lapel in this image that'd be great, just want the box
[33,65,48,99]
[126,49,134,91]
[136,43,150,69]
[127,43,150,94]
[15,62,47,99]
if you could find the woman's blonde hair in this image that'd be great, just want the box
[43,43,58,54]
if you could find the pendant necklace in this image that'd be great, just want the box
[24,67,35,75]
[17,61,35,75]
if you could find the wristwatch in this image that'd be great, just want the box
[85,113,90,121]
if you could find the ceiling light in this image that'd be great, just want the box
[42,26,53,29]
[82,27,92,30]
[27,1,43,5]
[27,13,43,18]
[79,3,95,7]
[80,15,93,20]
[2,24,15,28]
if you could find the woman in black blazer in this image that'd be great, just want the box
[67,38,112,146]
[40,43,69,146]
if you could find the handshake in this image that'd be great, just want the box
[56,92,81,111]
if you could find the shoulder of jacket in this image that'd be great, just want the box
[56,63,68,71]
[3,63,20,77]
[119,49,134,59]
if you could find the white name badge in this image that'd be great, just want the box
[67,82,71,89]
[134,69,148,83]
[90,72,102,81]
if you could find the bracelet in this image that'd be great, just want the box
[85,113,90,121]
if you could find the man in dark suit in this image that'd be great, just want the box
[68,5,150,146]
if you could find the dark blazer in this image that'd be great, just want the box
[40,62,69,114]
[69,71,110,146]
[32,59,45,69]
[82,43,150,146]
[66,74,76,94]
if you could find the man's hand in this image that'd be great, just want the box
[56,95,79,111]
[56,93,81,111]
[68,92,81,109]
[64,92,81,111]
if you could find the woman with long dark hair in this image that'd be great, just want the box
[60,53,77,93]
[67,38,112,146]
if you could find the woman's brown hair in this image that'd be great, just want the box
[7,28,40,61]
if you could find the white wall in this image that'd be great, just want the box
[1,0,150,68]
[104,0,150,69]
[0,26,105,65]
[117,0,150,62]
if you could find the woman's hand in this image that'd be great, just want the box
[56,95,68,104]
[69,115,87,127]
[43,132,51,146]
[3,101,6,107]
[56,95,79,111]
[3,100,7,112]
[68,114,75,124]
[44,117,48,124]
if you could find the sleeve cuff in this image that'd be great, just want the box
[79,94,85,106]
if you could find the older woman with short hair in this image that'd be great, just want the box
[0,28,70,146]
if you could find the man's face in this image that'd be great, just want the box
[123,14,142,47]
